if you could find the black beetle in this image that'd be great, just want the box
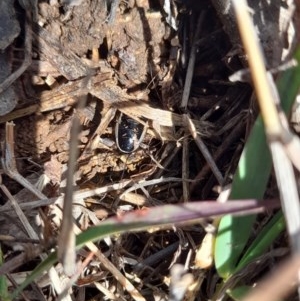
[115,113,145,153]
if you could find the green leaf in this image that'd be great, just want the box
[0,245,11,301]
[236,211,285,272]
[11,252,57,299]
[12,200,273,299]
[227,285,251,301]
[214,47,300,279]
[214,115,271,278]
[228,285,282,301]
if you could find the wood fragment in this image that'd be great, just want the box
[33,24,92,80]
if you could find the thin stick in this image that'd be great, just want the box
[73,224,146,301]
[1,123,71,301]
[184,114,224,185]
[54,202,146,301]
[270,142,300,251]
[180,12,205,109]
[58,91,88,276]
[0,179,38,240]
[182,135,190,202]
[57,251,96,301]
[0,198,55,213]
[120,177,189,198]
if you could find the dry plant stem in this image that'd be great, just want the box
[57,252,95,301]
[57,91,144,300]
[1,123,71,301]
[0,198,55,213]
[1,123,49,222]
[91,82,203,128]
[58,93,88,276]
[242,255,300,301]
[184,115,224,185]
[233,0,300,245]
[182,135,190,202]
[180,11,205,109]
[0,179,38,241]
[190,120,244,193]
[79,106,117,160]
[233,1,300,297]
[133,242,180,273]
[72,224,146,301]
[94,282,120,300]
[0,245,45,275]
[148,142,182,192]
[270,142,300,251]
[0,10,32,95]
[0,235,39,244]
[1,123,39,241]
[232,0,282,137]
[0,73,111,124]
[74,179,133,200]
[6,273,32,301]
[119,177,186,198]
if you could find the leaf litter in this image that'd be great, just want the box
[0,0,298,300]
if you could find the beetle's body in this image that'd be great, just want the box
[115,113,145,153]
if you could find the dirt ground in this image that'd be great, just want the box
[0,0,297,300]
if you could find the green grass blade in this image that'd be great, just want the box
[214,115,271,278]
[11,252,57,299]
[227,285,251,301]
[11,200,276,298]
[228,285,282,301]
[277,51,300,113]
[235,211,285,272]
[214,47,300,279]
[0,245,10,301]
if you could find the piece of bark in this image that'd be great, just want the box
[0,1,20,115]
[0,52,18,116]
[33,24,92,80]
[0,1,20,50]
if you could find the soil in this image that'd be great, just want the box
[0,0,297,300]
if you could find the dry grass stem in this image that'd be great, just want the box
[182,135,190,202]
[58,93,88,276]
[180,12,205,109]
[184,114,224,185]
[232,0,282,137]
[1,122,71,300]
[233,0,300,297]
